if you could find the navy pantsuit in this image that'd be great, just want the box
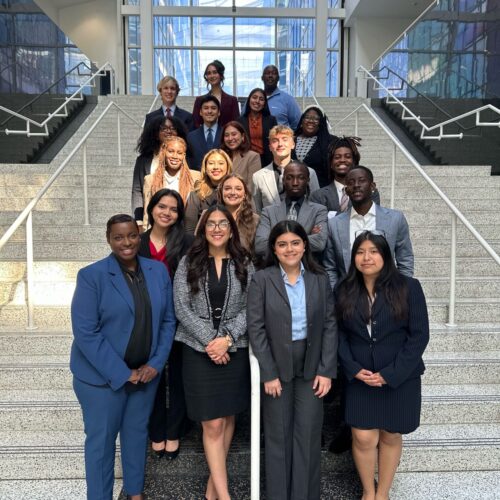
[70,254,176,499]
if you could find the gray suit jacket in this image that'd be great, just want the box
[254,199,328,257]
[252,162,320,214]
[310,183,381,213]
[247,266,338,383]
[323,205,414,290]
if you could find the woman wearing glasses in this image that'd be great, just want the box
[173,205,253,500]
[336,230,429,500]
[293,105,338,188]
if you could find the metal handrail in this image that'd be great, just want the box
[0,61,95,128]
[332,101,500,325]
[359,65,500,140]
[141,94,160,128]
[249,346,260,500]
[0,61,115,137]
[0,100,142,329]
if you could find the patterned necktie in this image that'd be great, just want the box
[206,127,214,149]
[339,187,349,212]
[278,167,284,193]
[166,108,172,118]
[288,201,297,221]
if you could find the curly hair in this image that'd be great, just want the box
[186,205,250,295]
[136,115,188,157]
[149,137,195,204]
[194,149,233,202]
[217,173,257,251]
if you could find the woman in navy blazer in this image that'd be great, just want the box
[70,214,176,500]
[336,230,429,500]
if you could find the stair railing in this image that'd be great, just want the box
[358,65,500,140]
[0,101,142,330]
[0,61,115,137]
[332,101,500,327]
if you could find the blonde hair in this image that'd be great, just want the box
[268,124,294,141]
[156,76,180,93]
[150,137,195,204]
[194,149,233,201]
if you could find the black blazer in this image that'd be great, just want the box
[132,154,153,222]
[337,276,429,389]
[186,126,223,171]
[238,114,277,167]
[247,266,338,383]
[145,106,194,131]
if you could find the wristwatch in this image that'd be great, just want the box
[225,334,233,347]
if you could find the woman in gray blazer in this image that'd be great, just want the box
[174,205,254,500]
[247,220,338,500]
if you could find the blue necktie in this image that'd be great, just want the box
[206,127,214,149]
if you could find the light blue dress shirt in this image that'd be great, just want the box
[267,88,302,129]
[203,123,218,142]
[280,263,307,341]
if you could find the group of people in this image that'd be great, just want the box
[70,61,430,500]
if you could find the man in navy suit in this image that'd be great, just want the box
[186,94,222,171]
[144,76,193,131]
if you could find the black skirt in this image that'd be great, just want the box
[345,376,421,434]
[182,344,250,422]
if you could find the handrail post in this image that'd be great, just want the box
[354,110,359,137]
[446,213,458,327]
[25,212,37,330]
[249,347,261,500]
[117,111,122,166]
[83,142,90,226]
[390,143,396,209]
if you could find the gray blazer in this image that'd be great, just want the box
[252,162,320,214]
[254,199,328,257]
[310,183,381,213]
[173,256,254,352]
[247,267,338,383]
[323,204,414,290]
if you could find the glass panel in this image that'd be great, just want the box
[326,50,338,97]
[128,15,140,46]
[277,18,314,49]
[192,49,234,95]
[193,0,232,5]
[15,14,57,45]
[0,13,13,44]
[64,47,91,93]
[154,0,190,6]
[193,17,233,47]
[154,16,190,46]
[15,46,57,94]
[327,19,339,49]
[276,50,314,96]
[328,0,340,7]
[154,48,191,95]
[235,50,275,97]
[235,18,274,48]
[235,0,275,6]
[277,0,315,6]
[0,47,14,93]
[126,0,140,4]
[128,47,141,94]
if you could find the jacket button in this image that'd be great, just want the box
[373,338,377,342]
[372,321,377,325]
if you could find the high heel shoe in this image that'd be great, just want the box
[164,444,180,460]
[151,441,165,459]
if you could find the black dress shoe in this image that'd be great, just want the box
[152,448,165,459]
[165,445,180,460]
[328,424,352,454]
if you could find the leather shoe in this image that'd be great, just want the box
[165,445,180,460]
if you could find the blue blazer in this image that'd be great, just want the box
[187,125,222,171]
[70,254,176,391]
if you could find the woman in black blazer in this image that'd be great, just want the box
[138,189,194,460]
[238,88,277,167]
[247,220,338,500]
[336,230,429,500]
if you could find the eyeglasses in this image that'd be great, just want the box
[303,115,320,123]
[355,229,387,238]
[206,220,230,231]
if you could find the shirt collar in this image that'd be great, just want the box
[161,104,176,114]
[203,123,218,134]
[279,262,305,282]
[351,201,376,219]
[334,179,345,192]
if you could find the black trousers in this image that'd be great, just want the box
[148,340,189,442]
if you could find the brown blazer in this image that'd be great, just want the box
[231,150,262,192]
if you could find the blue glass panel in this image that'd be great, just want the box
[0,13,12,44]
[327,19,339,49]
[154,0,189,5]
[193,0,232,6]
[326,51,338,97]
[193,49,234,95]
[0,47,14,93]
[193,17,233,47]
[235,0,275,6]
[277,18,314,49]
[128,16,140,46]
[277,0,315,6]
[328,0,340,6]
[15,14,57,45]
[154,48,192,95]
[276,50,314,96]
[235,18,274,48]
[15,46,56,93]
[235,50,275,96]
[154,16,190,46]
[128,48,142,94]
[64,47,92,93]
[126,0,140,4]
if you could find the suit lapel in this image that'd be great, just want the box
[139,256,160,340]
[108,255,134,313]
[303,270,315,315]
[328,184,340,210]
[339,212,351,272]
[263,166,278,203]
[269,267,290,307]
[298,201,312,229]
[375,205,394,249]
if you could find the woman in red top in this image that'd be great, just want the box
[138,188,194,460]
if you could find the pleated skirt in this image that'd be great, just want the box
[345,376,421,434]
[182,344,250,422]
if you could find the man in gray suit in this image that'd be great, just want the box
[252,125,320,213]
[324,165,414,290]
[255,161,328,259]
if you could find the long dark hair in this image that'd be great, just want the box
[336,231,408,322]
[220,121,251,156]
[186,205,250,295]
[264,220,324,274]
[242,88,271,117]
[146,189,186,273]
[136,115,188,157]
[204,59,226,89]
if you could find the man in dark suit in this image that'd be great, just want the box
[144,76,194,131]
[255,160,328,259]
[186,95,222,171]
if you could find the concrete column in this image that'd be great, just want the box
[140,0,154,95]
[314,1,328,97]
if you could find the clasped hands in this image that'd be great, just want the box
[206,337,231,365]
[128,365,158,384]
[355,369,386,387]
[264,375,331,399]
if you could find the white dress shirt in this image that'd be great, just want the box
[349,202,377,248]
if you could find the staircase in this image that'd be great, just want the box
[0,96,499,499]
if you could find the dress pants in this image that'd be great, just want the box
[73,376,159,500]
[262,340,324,500]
